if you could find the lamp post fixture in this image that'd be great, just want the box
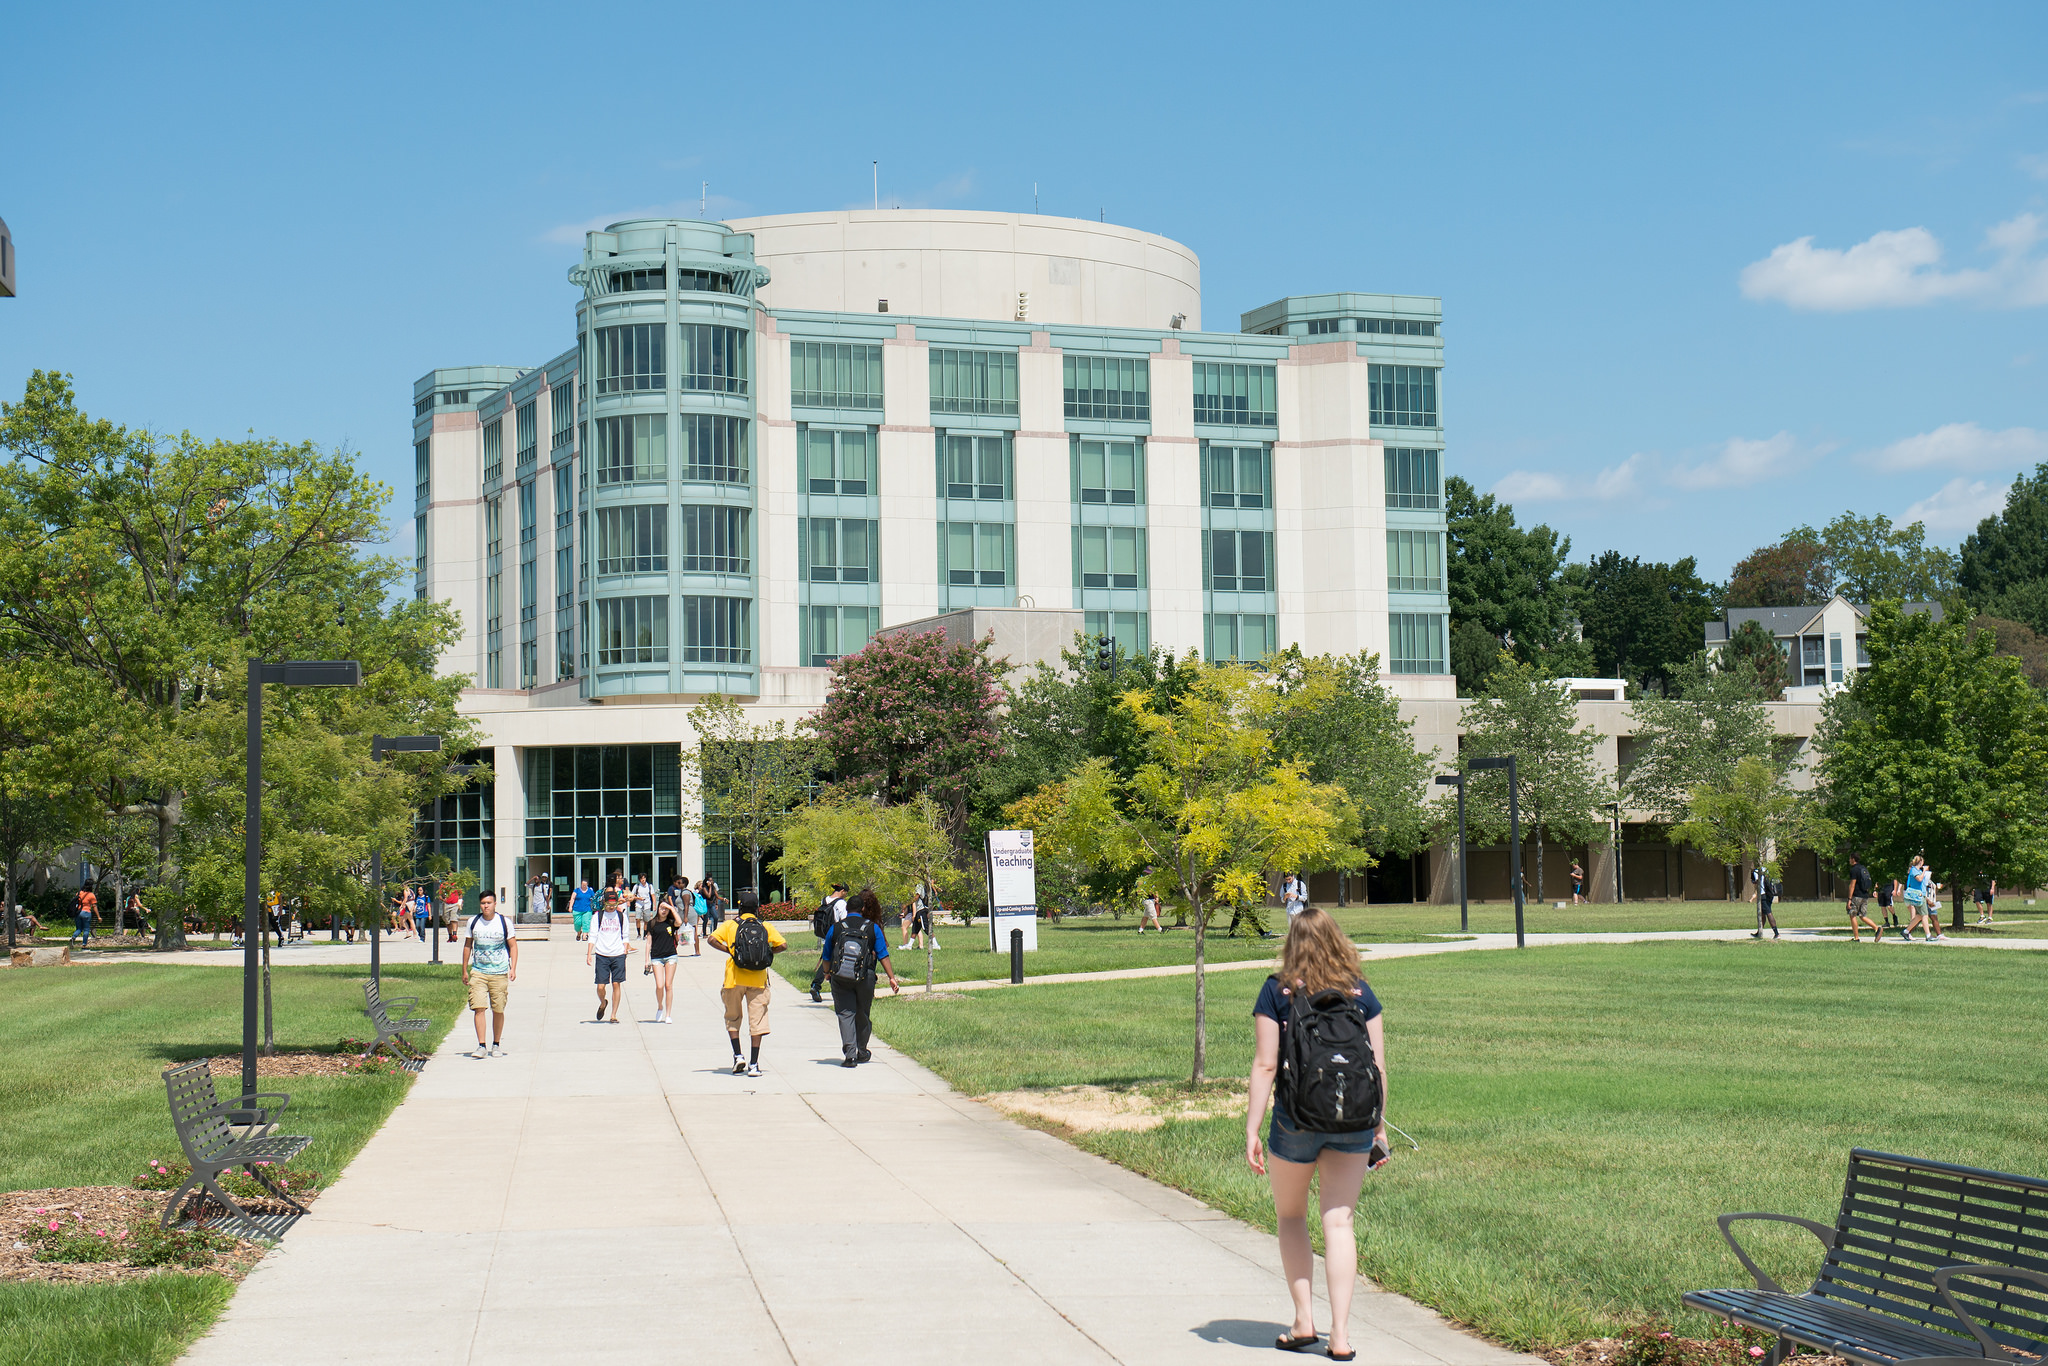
[1471,755,1523,948]
[369,735,442,989]
[243,659,361,1119]
[1607,800,1624,905]
[1434,773,1469,933]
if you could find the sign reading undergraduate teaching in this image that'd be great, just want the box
[985,829,1038,952]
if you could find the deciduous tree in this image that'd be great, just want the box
[1671,756,1837,889]
[1445,476,1581,665]
[1569,552,1722,694]
[1460,657,1609,901]
[1624,654,1780,830]
[682,694,825,892]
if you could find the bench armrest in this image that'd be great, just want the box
[1931,1263,2048,1363]
[1716,1213,1836,1294]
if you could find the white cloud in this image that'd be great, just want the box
[1492,453,1643,503]
[1904,477,2005,535]
[1869,422,2048,472]
[1667,433,1815,490]
[1740,214,2048,310]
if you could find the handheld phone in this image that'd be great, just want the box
[1368,1140,1391,1170]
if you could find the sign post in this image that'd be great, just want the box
[985,829,1038,954]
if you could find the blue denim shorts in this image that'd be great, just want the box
[1267,1102,1378,1165]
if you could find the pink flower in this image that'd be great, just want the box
[1659,1333,1672,1340]
[94,1229,106,1237]
[1749,1349,1765,1358]
[47,1221,58,1231]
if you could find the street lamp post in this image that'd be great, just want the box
[242,660,361,1120]
[369,735,442,990]
[1472,755,1523,948]
[1434,773,1469,933]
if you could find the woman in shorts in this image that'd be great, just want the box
[1137,890,1164,934]
[1570,861,1586,905]
[1244,907,1388,1361]
[645,894,682,1023]
[1901,857,1934,942]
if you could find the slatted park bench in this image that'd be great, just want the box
[361,978,431,1065]
[1686,1149,2048,1365]
[160,1059,312,1229]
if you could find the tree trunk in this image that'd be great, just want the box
[4,864,14,951]
[149,794,189,952]
[1190,894,1208,1086]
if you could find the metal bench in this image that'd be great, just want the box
[361,978,431,1064]
[160,1060,312,1229]
[1685,1149,2048,1365]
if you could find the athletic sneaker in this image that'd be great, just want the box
[468,1046,487,1059]
[745,1062,762,1078]
[731,1057,746,1074]
[489,1043,506,1058]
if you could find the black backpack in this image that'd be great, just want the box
[1276,981,1383,1134]
[811,897,834,940]
[829,915,874,984]
[732,915,774,971]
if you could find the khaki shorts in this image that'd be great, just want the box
[721,983,770,1036]
[468,973,509,1013]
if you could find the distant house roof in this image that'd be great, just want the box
[1703,599,1944,645]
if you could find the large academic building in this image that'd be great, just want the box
[413,210,1455,906]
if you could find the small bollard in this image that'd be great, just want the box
[1009,927,1024,984]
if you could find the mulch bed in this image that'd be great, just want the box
[1543,1339,1854,1366]
[0,1187,290,1285]
[203,1050,372,1079]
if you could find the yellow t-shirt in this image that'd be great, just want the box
[710,915,787,989]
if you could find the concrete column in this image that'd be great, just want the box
[493,743,524,912]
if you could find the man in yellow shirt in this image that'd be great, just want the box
[705,891,788,1078]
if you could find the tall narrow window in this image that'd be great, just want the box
[485,497,503,559]
[1368,365,1439,426]
[414,515,427,576]
[1206,613,1276,662]
[1207,530,1273,592]
[807,606,878,666]
[943,522,1014,586]
[1192,362,1277,427]
[555,544,572,611]
[592,324,665,394]
[595,506,667,575]
[1078,526,1145,589]
[1062,355,1150,421]
[554,463,574,528]
[1386,529,1443,592]
[805,428,871,494]
[680,415,749,484]
[592,415,667,484]
[596,596,668,664]
[1076,439,1142,504]
[415,439,431,502]
[678,507,750,575]
[551,381,575,450]
[682,597,751,664]
[516,401,538,462]
[518,480,537,546]
[791,342,883,409]
[930,349,1020,416]
[678,324,748,394]
[1389,613,1446,674]
[483,420,503,485]
[1203,443,1269,508]
[942,433,1011,500]
[803,518,876,583]
[1383,448,1441,509]
[557,623,575,681]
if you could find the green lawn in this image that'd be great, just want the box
[1331,896,2048,938]
[864,939,2048,1350]
[0,963,466,1366]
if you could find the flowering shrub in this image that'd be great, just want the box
[1616,1324,1781,1366]
[134,1158,322,1200]
[753,901,805,922]
[27,1210,236,1268]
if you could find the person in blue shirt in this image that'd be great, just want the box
[818,889,900,1066]
[689,882,709,957]
[412,889,433,943]
[1901,857,1939,943]
[570,879,595,941]
[1245,907,1388,1362]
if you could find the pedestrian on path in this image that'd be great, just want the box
[1281,872,1308,918]
[1570,861,1586,906]
[1749,864,1781,940]
[413,888,432,943]
[1901,857,1937,942]
[899,883,940,951]
[687,881,707,956]
[587,892,636,1022]
[631,874,655,936]
[707,890,787,1077]
[571,878,594,940]
[697,878,724,937]
[809,883,849,1003]
[646,894,682,1023]
[460,891,518,1058]
[1843,855,1883,943]
[68,887,96,948]
[443,884,464,945]
[1876,874,1899,936]
[820,889,900,1066]
[1137,889,1164,934]
[1244,907,1388,1362]
[1976,877,1998,926]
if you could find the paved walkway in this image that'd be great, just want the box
[180,933,1541,1366]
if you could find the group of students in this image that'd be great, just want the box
[563,873,724,946]
[1840,854,1994,943]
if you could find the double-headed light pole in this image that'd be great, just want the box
[243,659,361,1119]
[1433,772,1469,933]
[1470,755,1524,948]
[370,734,443,988]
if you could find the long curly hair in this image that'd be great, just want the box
[1278,907,1361,998]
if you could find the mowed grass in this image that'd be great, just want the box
[0,963,467,1366]
[865,939,2048,1349]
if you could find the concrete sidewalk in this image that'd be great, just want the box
[180,934,1540,1366]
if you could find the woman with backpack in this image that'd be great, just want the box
[819,889,901,1067]
[1245,907,1388,1361]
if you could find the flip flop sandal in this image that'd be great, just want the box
[1276,1333,1321,1352]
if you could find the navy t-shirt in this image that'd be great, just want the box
[1254,976,1382,1029]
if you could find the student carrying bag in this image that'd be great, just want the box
[829,915,874,984]
[732,915,775,971]
[1277,986,1384,1133]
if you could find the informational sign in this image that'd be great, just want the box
[986,829,1038,952]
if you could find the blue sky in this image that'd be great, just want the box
[2,1,2044,581]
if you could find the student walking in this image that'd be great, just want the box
[1281,872,1308,918]
[571,878,594,940]
[1843,855,1883,943]
[697,878,724,936]
[630,875,655,935]
[687,881,708,956]
[1570,861,1586,906]
[1901,857,1935,942]
[1137,889,1165,933]
[645,895,682,1023]
[899,883,940,951]
[706,891,787,1077]
[1976,877,1998,926]
[413,889,433,944]
[587,892,637,1022]
[809,883,850,1003]
[1244,907,1389,1361]
[460,891,518,1058]
[1876,874,1900,935]
[820,890,901,1066]
[68,887,97,947]
[1749,863,1781,940]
